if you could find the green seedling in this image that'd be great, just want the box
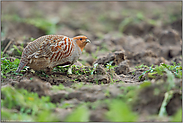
[71,82,85,89]
[1,57,23,79]
[104,89,110,97]
[158,91,174,117]
[171,108,182,122]
[52,84,65,91]
[12,45,22,56]
[135,64,149,69]
[105,99,138,122]
[65,105,89,122]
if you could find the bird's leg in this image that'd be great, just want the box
[67,65,73,74]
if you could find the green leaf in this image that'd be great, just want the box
[65,105,89,122]
[171,109,182,122]
[106,99,138,122]
[164,68,175,91]
[158,91,174,117]
[139,81,151,89]
[36,110,59,122]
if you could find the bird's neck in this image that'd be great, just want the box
[75,40,87,52]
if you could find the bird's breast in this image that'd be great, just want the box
[49,38,75,63]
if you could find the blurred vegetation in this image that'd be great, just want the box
[171,109,182,122]
[2,2,181,37]
[1,57,23,79]
[1,83,140,122]
[2,14,58,34]
[1,86,58,122]
[65,105,90,122]
[106,99,138,122]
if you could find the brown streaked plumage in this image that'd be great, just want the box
[16,35,90,74]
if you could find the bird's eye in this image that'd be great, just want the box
[80,38,82,41]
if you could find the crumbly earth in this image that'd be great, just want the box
[1,2,182,122]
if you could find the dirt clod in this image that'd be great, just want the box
[14,77,51,96]
[94,51,126,66]
[115,60,130,75]
[158,29,181,46]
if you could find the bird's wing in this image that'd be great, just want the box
[27,35,67,60]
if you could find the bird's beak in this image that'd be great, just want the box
[85,39,91,43]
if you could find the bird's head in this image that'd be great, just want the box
[73,36,91,52]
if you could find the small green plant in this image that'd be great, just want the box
[52,83,65,91]
[139,63,182,80]
[53,65,68,73]
[12,45,23,56]
[29,37,36,42]
[106,61,115,70]
[104,89,110,97]
[72,65,82,75]
[85,99,103,110]
[35,70,49,78]
[135,64,149,69]
[171,108,182,122]
[60,102,74,109]
[158,90,174,117]
[105,99,138,122]
[1,57,23,78]
[35,110,59,122]
[1,86,56,121]
[118,85,139,104]
[105,61,118,83]
[65,105,89,122]
[1,108,33,122]
[72,65,92,75]
[71,82,85,89]
[161,62,182,79]
[90,63,98,75]
[138,63,182,91]
[139,81,152,89]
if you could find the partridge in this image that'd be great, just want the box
[16,35,90,74]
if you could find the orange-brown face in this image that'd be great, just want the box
[73,36,91,51]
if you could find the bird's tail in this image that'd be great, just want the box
[16,60,27,73]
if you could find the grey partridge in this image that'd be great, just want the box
[16,35,90,74]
